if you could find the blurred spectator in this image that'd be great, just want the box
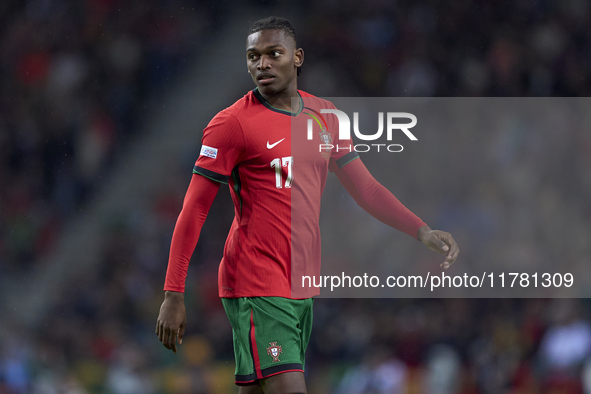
[425,344,461,394]
[336,350,407,393]
[538,299,591,392]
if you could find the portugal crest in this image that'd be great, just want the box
[266,342,282,362]
[319,127,332,160]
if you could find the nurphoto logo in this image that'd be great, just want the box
[305,109,418,153]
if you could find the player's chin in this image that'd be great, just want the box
[256,81,280,95]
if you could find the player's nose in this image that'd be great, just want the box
[257,55,271,70]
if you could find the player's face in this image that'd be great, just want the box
[246,29,303,96]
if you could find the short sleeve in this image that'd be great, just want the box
[193,111,245,184]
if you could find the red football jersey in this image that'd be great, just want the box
[192,88,357,298]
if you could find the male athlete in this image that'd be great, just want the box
[156,17,459,394]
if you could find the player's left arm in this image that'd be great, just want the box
[334,158,459,268]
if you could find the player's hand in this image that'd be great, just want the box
[417,225,459,269]
[156,291,186,353]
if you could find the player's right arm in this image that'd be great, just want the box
[156,109,245,352]
[156,174,221,353]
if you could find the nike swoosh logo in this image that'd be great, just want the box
[267,138,285,149]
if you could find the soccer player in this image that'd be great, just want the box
[156,16,459,394]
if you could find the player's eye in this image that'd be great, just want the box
[272,50,281,57]
[248,53,258,60]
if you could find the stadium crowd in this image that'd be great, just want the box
[0,0,217,276]
[2,0,591,393]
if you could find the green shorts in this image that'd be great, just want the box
[221,297,314,385]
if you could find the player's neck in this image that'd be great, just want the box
[259,86,300,113]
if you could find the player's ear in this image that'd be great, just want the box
[294,48,304,68]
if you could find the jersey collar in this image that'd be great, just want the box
[253,87,304,117]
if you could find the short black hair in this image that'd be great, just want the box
[248,16,301,76]
[249,16,297,47]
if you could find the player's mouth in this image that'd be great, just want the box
[257,73,276,85]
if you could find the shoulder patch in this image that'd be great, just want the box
[200,145,218,159]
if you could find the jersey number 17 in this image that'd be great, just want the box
[270,156,293,189]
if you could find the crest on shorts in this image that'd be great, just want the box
[266,342,282,362]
